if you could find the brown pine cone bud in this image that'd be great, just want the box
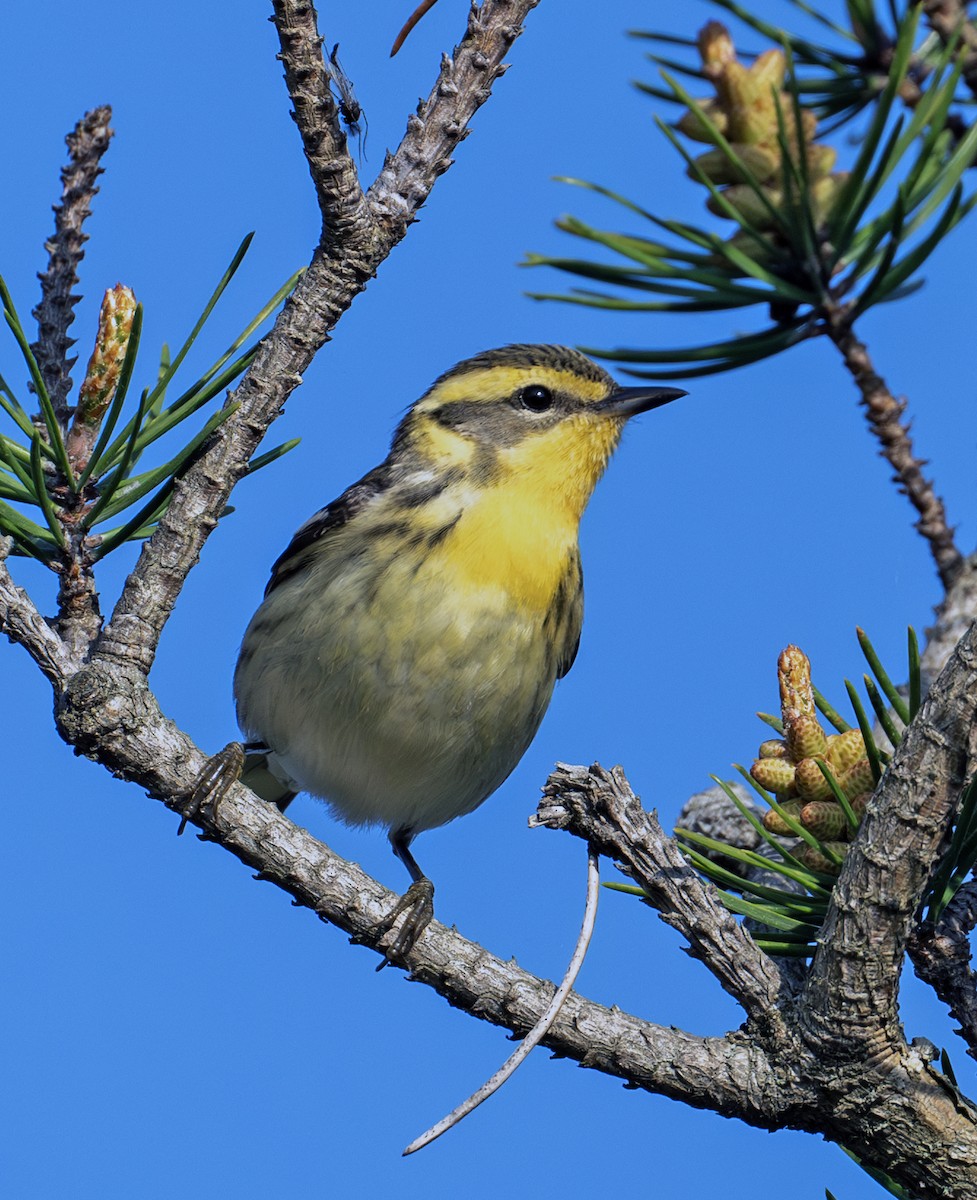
[758,738,789,759]
[778,645,816,721]
[698,21,736,76]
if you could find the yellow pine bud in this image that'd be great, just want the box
[712,62,755,142]
[805,143,838,180]
[841,757,874,798]
[675,101,728,143]
[763,799,802,834]
[758,738,789,759]
[751,756,796,795]
[800,801,846,841]
[67,283,137,475]
[778,645,816,722]
[76,284,137,425]
[698,21,736,75]
[811,172,849,221]
[767,107,820,158]
[794,756,833,801]
[715,50,786,144]
[826,729,865,773]
[797,842,848,876]
[750,49,787,95]
[706,182,784,225]
[798,106,819,144]
[688,144,778,186]
[785,713,828,761]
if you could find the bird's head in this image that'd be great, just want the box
[396,344,685,517]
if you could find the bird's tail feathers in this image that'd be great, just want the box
[241,747,297,813]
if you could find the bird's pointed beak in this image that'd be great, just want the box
[597,384,687,419]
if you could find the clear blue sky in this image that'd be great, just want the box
[1,3,973,1198]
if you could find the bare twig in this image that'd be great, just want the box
[533,762,787,1025]
[909,880,977,1061]
[826,316,963,591]
[31,106,113,420]
[404,846,601,1155]
[391,0,440,56]
[50,646,977,1196]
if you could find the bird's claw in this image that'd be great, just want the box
[375,878,435,970]
[179,741,246,835]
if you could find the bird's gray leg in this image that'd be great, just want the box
[179,741,246,835]
[375,827,435,970]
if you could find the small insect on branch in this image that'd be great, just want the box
[326,44,368,159]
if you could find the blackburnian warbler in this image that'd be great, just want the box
[229,344,683,963]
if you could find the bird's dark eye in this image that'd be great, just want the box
[518,384,554,413]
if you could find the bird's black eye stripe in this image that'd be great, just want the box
[518,384,554,413]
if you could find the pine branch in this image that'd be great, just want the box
[31,106,113,420]
[826,313,963,590]
[0,538,73,684]
[909,880,977,1060]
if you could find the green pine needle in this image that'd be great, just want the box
[857,626,910,723]
[845,680,883,784]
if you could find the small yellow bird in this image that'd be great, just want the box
[232,344,683,963]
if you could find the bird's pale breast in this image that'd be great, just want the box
[235,511,575,833]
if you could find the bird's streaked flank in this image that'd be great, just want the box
[213,345,683,965]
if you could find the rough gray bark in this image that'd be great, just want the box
[30,105,113,418]
[909,881,977,1061]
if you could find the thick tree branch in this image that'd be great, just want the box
[30,106,113,420]
[923,553,977,687]
[50,652,977,1197]
[909,880,977,1061]
[826,315,963,591]
[95,0,538,675]
[803,617,977,1051]
[533,762,788,1026]
[52,657,785,1125]
[529,761,977,1198]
